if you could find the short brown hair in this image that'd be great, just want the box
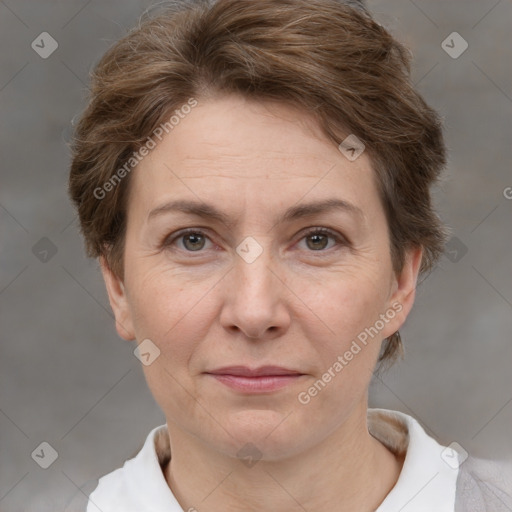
[68,0,448,365]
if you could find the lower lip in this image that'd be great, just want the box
[207,374,304,392]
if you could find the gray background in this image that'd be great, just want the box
[1,0,511,510]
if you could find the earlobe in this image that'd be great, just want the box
[384,246,423,336]
[99,256,136,341]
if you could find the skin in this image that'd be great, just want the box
[101,93,422,512]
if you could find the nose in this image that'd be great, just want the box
[219,241,291,340]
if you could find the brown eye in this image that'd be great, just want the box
[299,227,346,253]
[163,229,212,252]
[182,232,206,251]
[305,232,330,251]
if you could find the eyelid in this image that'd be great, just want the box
[162,225,349,253]
[294,226,350,253]
[161,227,215,248]
[299,226,348,243]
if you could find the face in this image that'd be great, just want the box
[102,94,421,461]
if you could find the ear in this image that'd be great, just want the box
[380,246,423,339]
[99,256,136,341]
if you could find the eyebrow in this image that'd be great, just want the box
[147,198,363,228]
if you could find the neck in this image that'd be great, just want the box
[164,403,403,512]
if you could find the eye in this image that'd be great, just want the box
[297,227,347,253]
[162,226,348,255]
[163,228,213,252]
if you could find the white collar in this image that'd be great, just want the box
[369,408,458,511]
[87,408,458,512]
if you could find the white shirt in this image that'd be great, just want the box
[80,408,511,511]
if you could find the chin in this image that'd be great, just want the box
[217,409,305,460]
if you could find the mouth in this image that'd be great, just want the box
[204,366,306,393]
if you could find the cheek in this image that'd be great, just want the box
[290,275,387,426]
[290,266,391,395]
[294,265,390,341]
[127,249,193,319]
[127,271,218,417]
[127,265,218,366]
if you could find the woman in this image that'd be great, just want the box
[68,0,511,510]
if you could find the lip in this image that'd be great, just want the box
[204,366,305,393]
[206,365,303,377]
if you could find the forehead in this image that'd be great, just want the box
[130,94,378,215]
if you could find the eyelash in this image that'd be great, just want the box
[162,227,348,255]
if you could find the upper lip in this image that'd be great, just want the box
[206,366,303,377]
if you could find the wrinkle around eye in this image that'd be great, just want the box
[158,226,353,263]
[161,229,216,253]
